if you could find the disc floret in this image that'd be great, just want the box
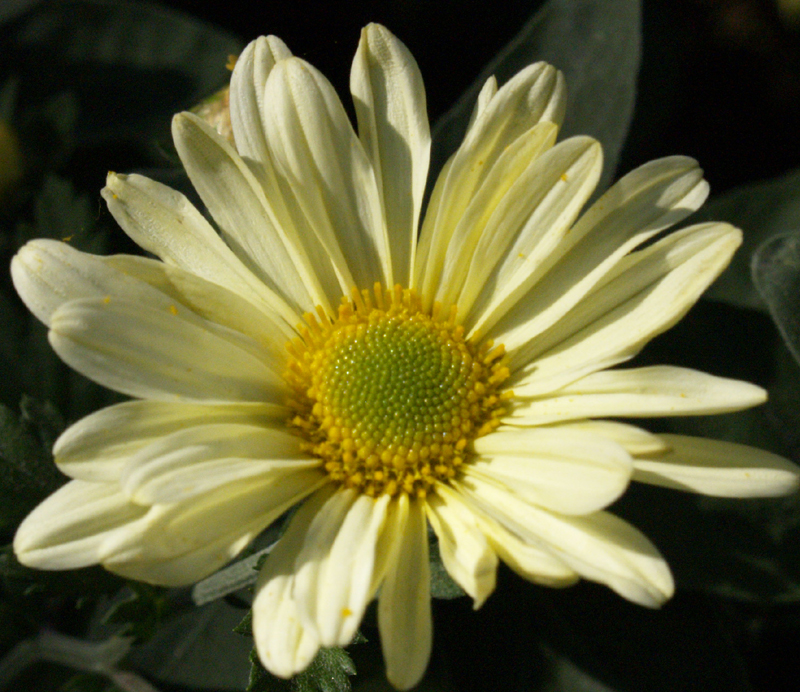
[286,285,511,497]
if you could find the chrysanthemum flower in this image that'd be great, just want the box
[10,23,799,690]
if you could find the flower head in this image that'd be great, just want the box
[10,23,800,690]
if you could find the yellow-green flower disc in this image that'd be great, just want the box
[287,284,511,497]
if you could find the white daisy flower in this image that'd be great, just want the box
[10,23,799,690]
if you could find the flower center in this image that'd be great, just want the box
[286,285,510,497]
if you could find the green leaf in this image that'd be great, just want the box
[752,230,800,366]
[233,609,253,636]
[697,167,800,310]
[102,583,171,644]
[245,644,359,692]
[432,0,641,192]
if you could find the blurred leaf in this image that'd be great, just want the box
[5,0,242,145]
[102,583,170,644]
[125,600,251,691]
[58,672,123,692]
[698,168,800,310]
[15,174,105,252]
[291,646,356,692]
[538,646,619,692]
[0,545,121,608]
[432,0,641,192]
[752,230,800,366]
[0,0,41,24]
[0,399,65,532]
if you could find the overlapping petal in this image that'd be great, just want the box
[229,34,292,166]
[118,423,318,504]
[55,400,286,482]
[633,435,800,497]
[508,365,766,425]
[102,469,324,586]
[378,497,431,691]
[172,112,328,315]
[263,57,390,298]
[457,474,674,607]
[292,490,392,647]
[14,480,147,570]
[472,155,709,338]
[102,172,297,330]
[469,427,632,515]
[510,222,742,395]
[426,484,498,607]
[351,23,431,286]
[415,62,566,305]
[49,297,284,404]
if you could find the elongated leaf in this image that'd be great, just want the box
[752,231,800,366]
[126,601,251,690]
[698,168,800,310]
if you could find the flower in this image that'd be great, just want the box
[10,23,800,690]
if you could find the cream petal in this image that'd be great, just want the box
[229,38,337,314]
[457,475,674,607]
[351,23,431,286]
[102,469,325,585]
[294,491,391,647]
[426,484,498,608]
[633,434,800,497]
[535,420,670,456]
[378,498,431,691]
[431,121,559,309]
[264,57,390,295]
[475,156,709,339]
[369,493,409,594]
[49,297,284,404]
[511,223,742,396]
[229,35,292,166]
[252,489,330,678]
[103,529,258,587]
[415,62,565,298]
[508,365,766,425]
[469,427,632,515]
[252,571,320,679]
[103,254,290,366]
[102,172,296,328]
[467,76,498,130]
[120,423,318,504]
[14,480,147,570]
[471,508,578,587]
[11,240,182,328]
[55,400,286,482]
[172,112,325,316]
[458,136,602,325]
